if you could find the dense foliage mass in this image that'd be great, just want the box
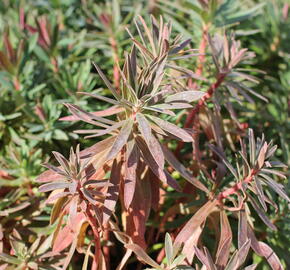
[0,0,289,269]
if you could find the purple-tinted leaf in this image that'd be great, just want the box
[135,136,180,191]
[148,115,193,142]
[102,160,121,225]
[253,177,267,211]
[42,163,67,177]
[165,91,205,103]
[248,195,276,230]
[238,209,248,249]
[125,244,161,269]
[162,145,208,193]
[248,227,283,270]
[259,174,290,203]
[93,63,120,100]
[136,113,164,168]
[39,182,70,193]
[151,103,193,110]
[225,239,251,270]
[80,136,116,159]
[169,38,191,54]
[81,120,125,139]
[124,140,138,209]
[107,119,133,161]
[175,199,218,244]
[36,169,63,183]
[78,92,118,105]
[216,211,232,268]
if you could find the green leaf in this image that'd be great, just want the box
[165,233,173,266]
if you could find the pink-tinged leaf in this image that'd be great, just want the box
[78,92,119,105]
[102,160,121,225]
[136,113,164,168]
[238,209,248,249]
[148,115,193,142]
[80,136,116,159]
[53,225,74,253]
[259,174,290,203]
[45,190,70,204]
[149,170,160,211]
[62,237,77,270]
[128,173,151,248]
[36,168,63,183]
[69,197,78,227]
[39,182,70,193]
[93,63,121,100]
[182,225,203,264]
[76,120,124,139]
[248,195,276,230]
[215,211,232,268]
[175,199,218,245]
[248,227,283,270]
[124,141,138,209]
[162,145,208,193]
[65,103,113,127]
[135,136,180,191]
[194,246,217,270]
[225,239,251,270]
[165,91,205,103]
[42,163,67,177]
[60,106,123,121]
[125,244,162,269]
[254,177,267,211]
[106,119,133,161]
[256,142,267,169]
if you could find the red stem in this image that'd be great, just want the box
[175,72,227,156]
[217,168,257,202]
[85,206,101,270]
[190,24,209,89]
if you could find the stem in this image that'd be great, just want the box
[217,168,257,202]
[175,72,227,156]
[190,24,209,89]
[85,205,101,270]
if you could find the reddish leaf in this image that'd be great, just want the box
[102,160,121,225]
[248,227,283,270]
[175,199,218,245]
[124,140,138,209]
[215,211,232,268]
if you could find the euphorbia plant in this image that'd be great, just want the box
[31,14,289,270]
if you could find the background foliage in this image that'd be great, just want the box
[0,0,289,269]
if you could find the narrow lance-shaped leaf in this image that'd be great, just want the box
[93,62,121,100]
[102,159,121,225]
[148,115,193,142]
[125,243,162,269]
[107,119,133,161]
[136,113,164,168]
[175,199,218,244]
[215,211,232,268]
[165,91,205,103]
[124,140,138,209]
[162,145,208,193]
[165,233,173,266]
